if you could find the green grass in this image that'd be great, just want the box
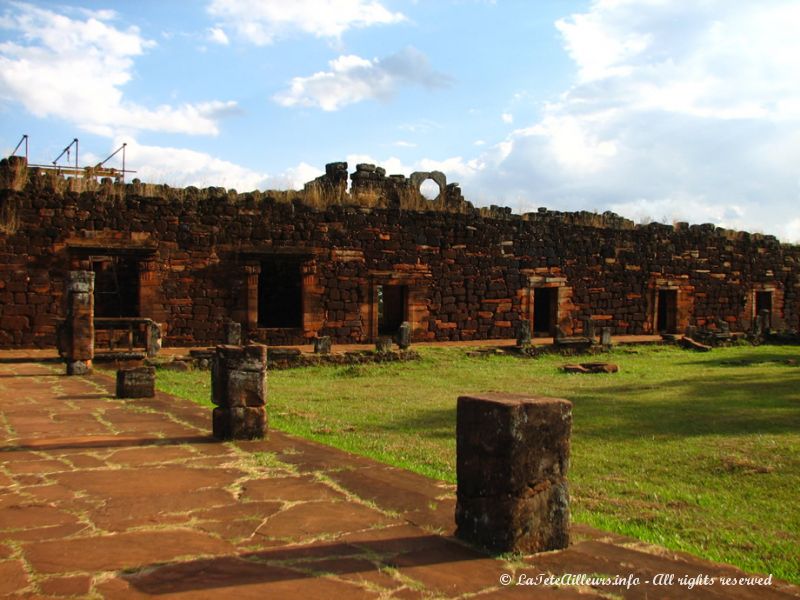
[155,344,800,583]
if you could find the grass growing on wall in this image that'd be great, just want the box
[155,344,800,584]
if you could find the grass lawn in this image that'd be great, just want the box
[155,343,800,583]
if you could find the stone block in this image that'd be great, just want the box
[224,321,242,345]
[456,392,572,554]
[66,360,90,376]
[226,369,266,407]
[211,344,267,439]
[600,327,613,346]
[515,321,531,347]
[314,335,332,354]
[215,344,268,372]
[583,318,596,340]
[396,322,412,349]
[64,270,94,375]
[212,406,267,440]
[456,483,569,555]
[66,271,94,294]
[211,344,267,407]
[116,366,156,398]
[375,336,393,353]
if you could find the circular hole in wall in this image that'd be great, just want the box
[419,178,440,201]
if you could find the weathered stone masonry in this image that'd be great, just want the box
[1,156,799,348]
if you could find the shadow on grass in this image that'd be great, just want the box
[377,406,456,439]
[370,368,800,443]
[677,351,800,368]
[572,369,800,439]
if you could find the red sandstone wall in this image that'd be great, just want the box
[1,160,798,348]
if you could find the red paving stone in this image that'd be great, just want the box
[0,357,798,599]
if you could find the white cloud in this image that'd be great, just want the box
[0,3,236,136]
[122,138,321,191]
[207,0,405,45]
[274,47,451,111]
[207,26,229,45]
[457,0,800,240]
[501,112,513,124]
[783,217,800,244]
[393,140,416,148]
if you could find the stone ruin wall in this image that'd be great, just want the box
[0,156,798,349]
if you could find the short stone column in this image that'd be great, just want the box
[314,335,332,354]
[145,320,162,358]
[211,344,267,440]
[600,327,613,347]
[116,366,155,398]
[375,336,393,353]
[516,321,531,348]
[224,320,242,345]
[64,271,95,375]
[583,318,596,341]
[396,322,412,350]
[456,392,572,554]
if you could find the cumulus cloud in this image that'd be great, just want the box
[0,3,237,136]
[207,0,405,45]
[274,47,451,111]
[122,138,322,191]
[458,0,800,240]
[207,26,229,45]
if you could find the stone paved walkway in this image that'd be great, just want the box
[0,359,798,599]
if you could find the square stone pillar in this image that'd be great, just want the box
[65,271,95,375]
[211,344,267,440]
[516,321,531,348]
[313,335,332,354]
[224,321,242,345]
[456,392,572,554]
[397,321,412,349]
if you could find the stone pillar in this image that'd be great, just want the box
[456,392,572,554]
[211,344,267,440]
[224,321,242,345]
[397,322,412,350]
[138,259,166,324]
[116,367,155,398]
[243,264,261,338]
[516,321,531,348]
[64,271,95,375]
[583,318,596,341]
[600,327,613,347]
[146,320,162,358]
[314,335,332,354]
[375,336,393,353]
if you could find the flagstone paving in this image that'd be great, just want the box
[0,358,798,599]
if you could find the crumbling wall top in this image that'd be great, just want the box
[1,156,793,242]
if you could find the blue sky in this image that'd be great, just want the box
[2,0,800,241]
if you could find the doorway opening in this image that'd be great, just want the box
[755,290,773,328]
[258,258,303,328]
[657,289,678,333]
[532,287,558,336]
[91,255,139,317]
[378,284,407,335]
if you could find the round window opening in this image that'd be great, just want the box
[419,178,440,201]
